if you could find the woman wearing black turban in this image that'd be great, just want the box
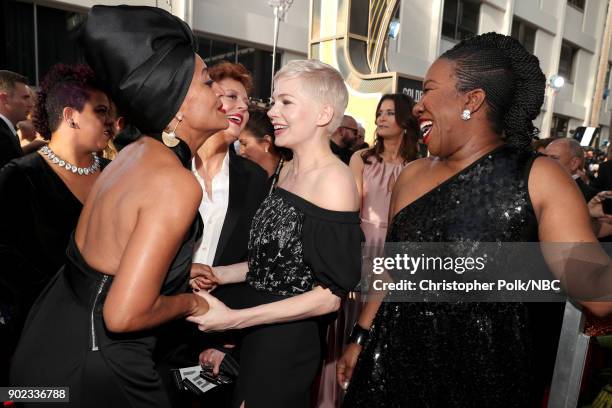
[10,6,226,407]
[337,33,612,407]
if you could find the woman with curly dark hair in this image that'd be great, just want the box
[0,63,113,380]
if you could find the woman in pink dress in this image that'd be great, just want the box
[351,93,420,247]
[317,93,419,407]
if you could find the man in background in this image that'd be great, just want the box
[545,138,598,202]
[331,114,358,164]
[0,70,33,168]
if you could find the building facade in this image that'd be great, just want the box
[2,0,610,144]
[0,0,309,101]
[387,0,612,144]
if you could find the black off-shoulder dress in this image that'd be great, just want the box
[226,187,362,408]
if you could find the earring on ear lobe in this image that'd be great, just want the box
[461,109,471,121]
[162,116,182,148]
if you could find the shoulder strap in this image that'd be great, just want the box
[268,157,285,195]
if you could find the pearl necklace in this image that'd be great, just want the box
[39,145,101,176]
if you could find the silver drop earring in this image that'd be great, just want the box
[461,109,471,121]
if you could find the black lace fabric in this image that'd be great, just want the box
[246,190,314,295]
[246,188,362,297]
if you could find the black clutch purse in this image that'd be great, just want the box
[171,351,240,395]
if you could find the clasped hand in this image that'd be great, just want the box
[189,263,221,291]
[589,191,612,222]
[186,289,240,332]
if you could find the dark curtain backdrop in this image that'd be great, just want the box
[36,5,84,81]
[0,1,84,86]
[0,0,36,83]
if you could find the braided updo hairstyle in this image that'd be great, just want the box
[35,64,103,140]
[440,32,545,149]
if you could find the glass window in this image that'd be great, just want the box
[237,45,280,100]
[558,41,577,83]
[199,37,236,66]
[36,6,85,81]
[442,0,459,39]
[442,0,479,41]
[197,35,280,100]
[0,0,283,100]
[0,0,36,83]
[567,0,586,12]
[511,18,536,54]
[551,114,570,139]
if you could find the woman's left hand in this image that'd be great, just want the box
[588,191,612,219]
[199,348,226,376]
[189,263,220,291]
[186,290,241,332]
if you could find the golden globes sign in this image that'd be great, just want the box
[309,0,422,143]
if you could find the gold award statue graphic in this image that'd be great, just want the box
[309,0,422,144]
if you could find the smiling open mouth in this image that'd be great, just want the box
[420,120,433,140]
[227,114,243,126]
[273,124,288,135]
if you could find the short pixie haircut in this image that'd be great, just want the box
[209,61,253,94]
[273,59,348,133]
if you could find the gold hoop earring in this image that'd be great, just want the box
[162,116,182,147]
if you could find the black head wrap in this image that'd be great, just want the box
[78,5,197,135]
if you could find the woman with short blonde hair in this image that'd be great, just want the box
[190,60,362,407]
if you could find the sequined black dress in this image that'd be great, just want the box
[225,188,362,408]
[10,138,202,408]
[343,146,562,407]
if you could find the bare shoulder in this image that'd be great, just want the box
[141,162,202,217]
[349,148,367,171]
[528,154,582,213]
[353,147,369,156]
[311,162,359,211]
[528,155,577,198]
[389,157,436,217]
[349,148,368,163]
[395,157,435,189]
[529,154,568,179]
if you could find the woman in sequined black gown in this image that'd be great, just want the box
[338,33,612,407]
[188,60,362,408]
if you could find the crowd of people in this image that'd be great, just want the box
[3,4,612,408]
